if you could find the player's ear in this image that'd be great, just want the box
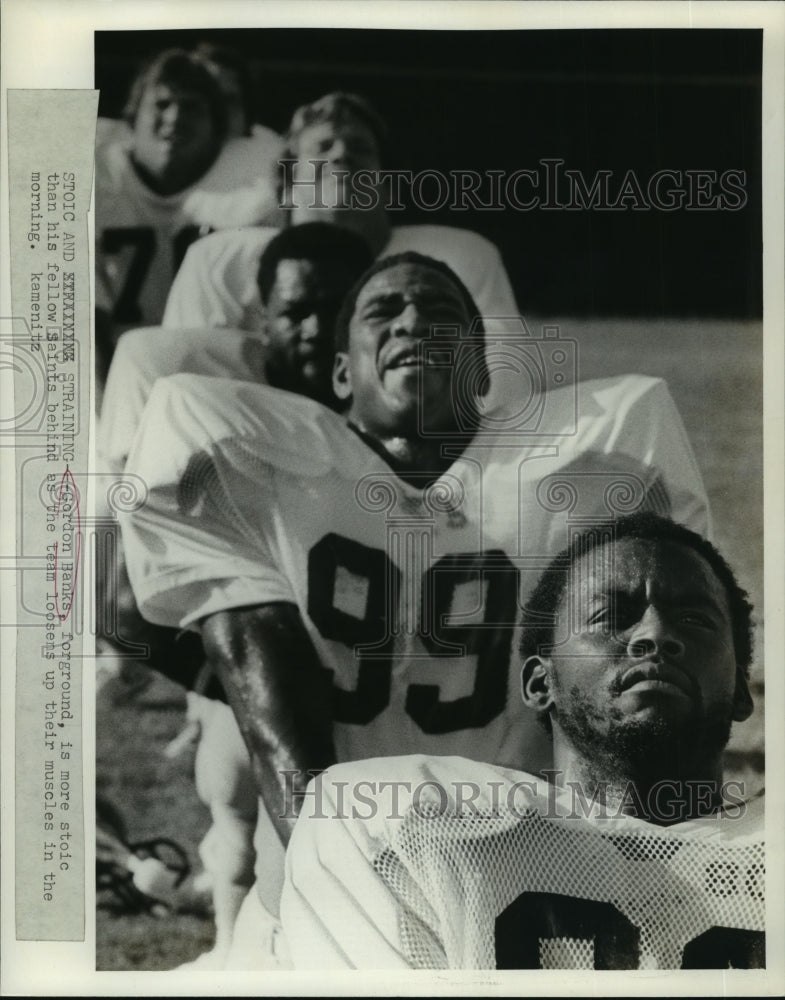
[333,352,353,402]
[521,655,554,714]
[731,667,754,722]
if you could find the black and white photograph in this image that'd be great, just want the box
[93,21,767,974]
[2,1,784,995]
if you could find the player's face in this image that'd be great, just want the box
[334,262,474,438]
[132,82,220,189]
[291,116,381,210]
[542,538,751,765]
[295,116,381,172]
[262,258,354,405]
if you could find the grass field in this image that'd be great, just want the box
[96,672,214,969]
[96,316,766,970]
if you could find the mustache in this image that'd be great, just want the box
[608,658,700,699]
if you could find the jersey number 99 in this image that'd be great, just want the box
[307,533,519,734]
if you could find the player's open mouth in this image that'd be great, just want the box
[620,662,695,698]
[381,344,436,373]
[388,357,423,370]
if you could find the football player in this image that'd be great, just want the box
[97,222,373,968]
[160,91,520,375]
[191,42,266,141]
[95,48,283,390]
[182,42,285,231]
[99,221,374,473]
[96,50,226,355]
[121,252,710,965]
[281,513,763,970]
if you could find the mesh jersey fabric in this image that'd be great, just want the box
[281,755,765,970]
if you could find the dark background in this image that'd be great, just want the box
[95,28,762,318]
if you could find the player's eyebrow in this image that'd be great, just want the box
[659,591,729,619]
[360,287,466,315]
[581,589,639,618]
[585,587,728,620]
[359,291,401,310]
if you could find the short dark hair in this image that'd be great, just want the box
[123,48,228,141]
[519,512,754,677]
[256,222,375,304]
[332,251,485,353]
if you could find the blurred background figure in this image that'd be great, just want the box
[96,794,200,918]
[95,45,283,399]
[162,91,519,368]
[183,42,286,231]
[96,222,375,970]
[98,222,372,473]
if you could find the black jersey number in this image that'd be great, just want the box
[103,227,155,324]
[495,891,765,969]
[307,533,518,732]
[412,553,517,733]
[102,224,201,324]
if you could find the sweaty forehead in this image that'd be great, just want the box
[569,537,730,611]
[353,263,469,312]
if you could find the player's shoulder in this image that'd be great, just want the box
[577,372,671,410]
[480,372,668,439]
[95,140,180,216]
[234,126,285,162]
[112,325,199,365]
[295,756,550,866]
[111,326,250,375]
[316,754,543,811]
[96,117,132,150]
[690,788,764,842]
[250,122,284,143]
[387,224,503,262]
[199,132,284,189]
[181,225,279,268]
[581,790,765,853]
[95,140,133,191]
[562,372,676,428]
[141,373,351,475]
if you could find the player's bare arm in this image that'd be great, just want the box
[201,601,337,844]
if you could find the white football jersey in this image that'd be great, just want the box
[281,755,766,970]
[98,326,266,473]
[122,372,709,771]
[161,223,519,334]
[180,126,284,231]
[95,129,282,328]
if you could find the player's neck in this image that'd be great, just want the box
[347,422,467,487]
[290,204,390,256]
[552,748,727,825]
[130,155,210,197]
